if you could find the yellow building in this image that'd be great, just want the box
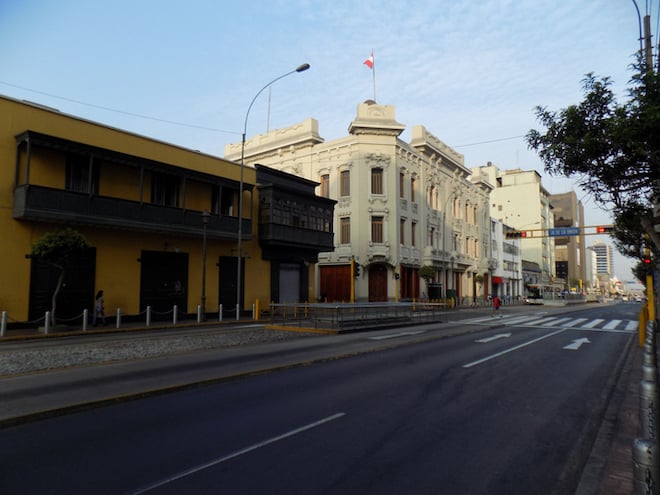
[1,96,334,325]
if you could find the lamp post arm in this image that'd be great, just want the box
[236,63,310,320]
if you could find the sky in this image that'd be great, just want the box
[0,0,649,281]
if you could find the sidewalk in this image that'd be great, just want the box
[575,334,641,494]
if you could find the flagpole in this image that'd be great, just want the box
[372,52,377,102]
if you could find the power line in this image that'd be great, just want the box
[0,80,240,135]
[453,135,526,148]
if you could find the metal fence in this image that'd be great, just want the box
[263,302,449,332]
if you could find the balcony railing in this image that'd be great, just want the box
[13,184,250,240]
[258,223,334,251]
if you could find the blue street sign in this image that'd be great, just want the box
[548,227,580,237]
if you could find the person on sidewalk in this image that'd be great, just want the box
[93,290,106,327]
[492,295,502,318]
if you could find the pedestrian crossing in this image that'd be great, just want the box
[465,314,637,333]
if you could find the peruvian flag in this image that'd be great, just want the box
[363,51,374,69]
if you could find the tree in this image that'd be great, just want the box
[418,265,436,294]
[30,228,90,326]
[526,59,660,264]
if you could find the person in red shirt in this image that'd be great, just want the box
[492,295,502,318]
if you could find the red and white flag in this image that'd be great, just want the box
[363,51,374,69]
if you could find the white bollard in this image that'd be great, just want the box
[83,309,88,331]
[116,308,122,329]
[44,311,50,334]
[173,305,178,325]
[197,305,202,323]
[146,306,152,327]
[235,303,240,321]
[219,304,223,322]
[1,310,6,337]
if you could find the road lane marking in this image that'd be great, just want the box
[475,333,512,343]
[369,330,426,340]
[463,328,567,368]
[582,319,604,328]
[129,412,346,494]
[563,337,591,350]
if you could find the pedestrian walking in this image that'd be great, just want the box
[93,290,106,326]
[492,295,502,318]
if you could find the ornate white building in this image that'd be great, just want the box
[226,101,492,302]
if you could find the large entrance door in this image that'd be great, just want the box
[218,256,243,317]
[139,251,188,316]
[319,265,351,302]
[28,247,96,322]
[279,263,301,303]
[368,264,388,302]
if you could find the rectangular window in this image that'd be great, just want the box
[151,172,180,207]
[371,216,384,243]
[65,154,98,194]
[410,177,416,202]
[411,221,417,247]
[340,170,350,197]
[371,168,383,195]
[400,218,405,245]
[340,217,351,244]
[399,172,405,198]
[320,174,330,198]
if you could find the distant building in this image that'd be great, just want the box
[550,191,586,290]
[590,241,613,276]
[471,163,555,285]
[584,247,599,289]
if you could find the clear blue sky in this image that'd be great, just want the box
[0,0,645,280]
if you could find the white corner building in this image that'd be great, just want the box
[225,101,493,303]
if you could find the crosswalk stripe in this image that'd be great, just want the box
[463,315,637,333]
[603,319,622,330]
[562,318,588,327]
[543,317,573,326]
[625,320,638,331]
[581,319,604,328]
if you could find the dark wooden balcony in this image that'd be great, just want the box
[258,222,334,251]
[13,184,251,240]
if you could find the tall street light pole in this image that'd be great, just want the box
[235,63,311,320]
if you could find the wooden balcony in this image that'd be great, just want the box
[258,222,334,252]
[13,184,251,240]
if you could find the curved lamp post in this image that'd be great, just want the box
[235,63,311,320]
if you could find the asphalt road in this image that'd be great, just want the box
[0,303,639,494]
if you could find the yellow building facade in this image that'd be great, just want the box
[1,96,333,325]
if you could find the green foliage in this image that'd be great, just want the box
[30,228,90,326]
[418,265,436,285]
[527,54,660,256]
[31,228,89,267]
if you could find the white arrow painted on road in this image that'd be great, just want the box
[475,333,512,343]
[563,337,591,350]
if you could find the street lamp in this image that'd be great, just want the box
[201,209,209,320]
[235,63,311,320]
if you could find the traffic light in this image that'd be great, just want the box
[354,263,361,277]
[505,230,527,239]
[596,225,613,234]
